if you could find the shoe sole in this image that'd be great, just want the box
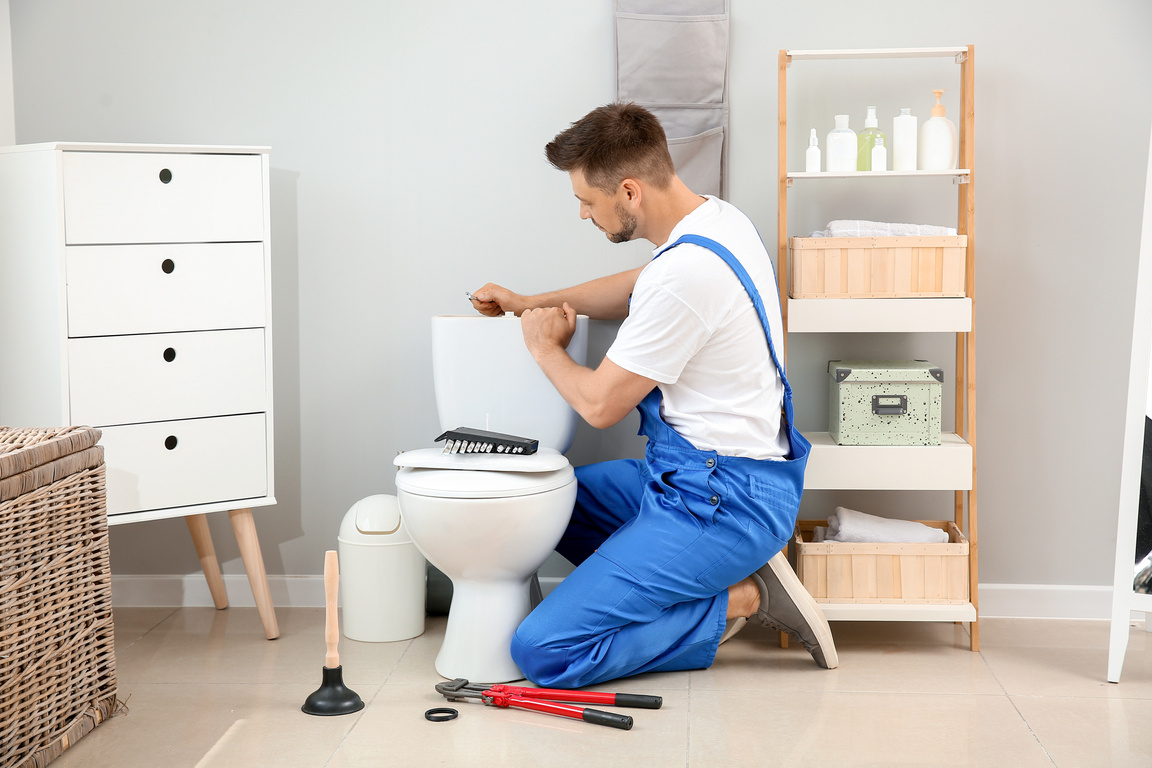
[753,553,839,669]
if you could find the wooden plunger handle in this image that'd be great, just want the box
[323,550,340,668]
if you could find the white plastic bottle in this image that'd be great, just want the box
[892,107,918,171]
[805,128,821,173]
[871,136,887,172]
[826,115,857,173]
[918,89,958,171]
[856,106,885,171]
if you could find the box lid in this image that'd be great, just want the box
[828,360,944,383]
[0,426,104,501]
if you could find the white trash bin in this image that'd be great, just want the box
[338,494,426,642]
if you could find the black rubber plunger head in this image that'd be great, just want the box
[302,665,364,716]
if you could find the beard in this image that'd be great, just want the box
[604,202,638,243]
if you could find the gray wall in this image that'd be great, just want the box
[6,1,1152,596]
[0,0,12,145]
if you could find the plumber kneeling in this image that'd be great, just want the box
[469,103,838,688]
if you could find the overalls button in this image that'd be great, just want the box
[709,495,719,505]
[705,458,716,468]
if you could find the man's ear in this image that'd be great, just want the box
[620,178,642,206]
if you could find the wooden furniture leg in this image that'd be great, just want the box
[229,507,280,640]
[186,513,229,610]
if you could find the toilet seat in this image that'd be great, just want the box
[395,447,574,499]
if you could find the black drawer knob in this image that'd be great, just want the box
[165,435,178,450]
[161,258,175,274]
[159,168,173,184]
[163,347,176,362]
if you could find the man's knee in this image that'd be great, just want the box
[510,622,575,688]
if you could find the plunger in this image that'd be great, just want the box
[302,550,365,716]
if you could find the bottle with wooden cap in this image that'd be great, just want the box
[918,89,958,170]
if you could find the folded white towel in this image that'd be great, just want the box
[825,506,949,544]
[812,526,828,542]
[813,220,958,238]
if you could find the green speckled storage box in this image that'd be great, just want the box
[828,360,943,445]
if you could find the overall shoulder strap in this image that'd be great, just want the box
[660,234,790,393]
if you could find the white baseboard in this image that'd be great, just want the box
[109,574,567,610]
[976,583,1120,620]
[111,574,329,609]
[112,576,1147,621]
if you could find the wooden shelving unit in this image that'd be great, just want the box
[777,45,979,649]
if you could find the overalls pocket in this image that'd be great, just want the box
[749,472,803,544]
[695,518,785,593]
[655,465,725,525]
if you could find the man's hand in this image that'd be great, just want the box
[519,301,656,429]
[521,303,576,360]
[470,283,526,317]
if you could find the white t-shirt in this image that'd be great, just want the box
[606,196,789,460]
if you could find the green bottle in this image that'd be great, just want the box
[857,106,886,171]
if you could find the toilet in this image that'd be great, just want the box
[394,313,588,683]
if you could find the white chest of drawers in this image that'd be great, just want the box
[0,143,279,638]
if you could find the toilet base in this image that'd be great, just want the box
[436,577,534,683]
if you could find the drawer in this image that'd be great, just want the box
[69,329,267,426]
[62,151,265,245]
[66,243,266,337]
[100,414,268,516]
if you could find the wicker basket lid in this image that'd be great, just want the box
[0,426,103,501]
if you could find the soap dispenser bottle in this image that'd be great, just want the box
[826,115,857,173]
[805,128,821,173]
[918,89,958,171]
[856,106,885,171]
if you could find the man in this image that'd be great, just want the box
[471,103,836,688]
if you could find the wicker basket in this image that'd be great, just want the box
[0,427,117,768]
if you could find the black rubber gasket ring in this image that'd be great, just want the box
[425,707,459,722]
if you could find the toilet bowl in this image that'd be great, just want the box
[394,313,588,682]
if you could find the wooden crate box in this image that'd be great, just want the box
[789,235,967,298]
[791,519,969,604]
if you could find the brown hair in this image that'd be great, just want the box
[545,103,675,193]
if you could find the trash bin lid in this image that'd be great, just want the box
[339,494,413,544]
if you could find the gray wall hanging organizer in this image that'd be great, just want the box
[615,0,730,199]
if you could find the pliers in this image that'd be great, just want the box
[433,678,662,730]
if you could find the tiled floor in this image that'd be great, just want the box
[40,608,1152,767]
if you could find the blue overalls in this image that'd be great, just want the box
[510,234,810,688]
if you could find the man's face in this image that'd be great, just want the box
[570,169,637,244]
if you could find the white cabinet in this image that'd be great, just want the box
[0,142,279,638]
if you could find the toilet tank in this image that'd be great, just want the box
[431,314,588,453]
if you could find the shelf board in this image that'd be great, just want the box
[818,601,977,622]
[786,47,968,62]
[787,170,970,182]
[787,298,972,333]
[802,432,973,490]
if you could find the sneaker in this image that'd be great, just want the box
[719,617,747,645]
[750,552,838,669]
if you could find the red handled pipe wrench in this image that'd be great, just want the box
[434,678,662,730]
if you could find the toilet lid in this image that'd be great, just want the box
[396,463,575,499]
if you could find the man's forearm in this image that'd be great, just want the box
[528,267,643,321]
